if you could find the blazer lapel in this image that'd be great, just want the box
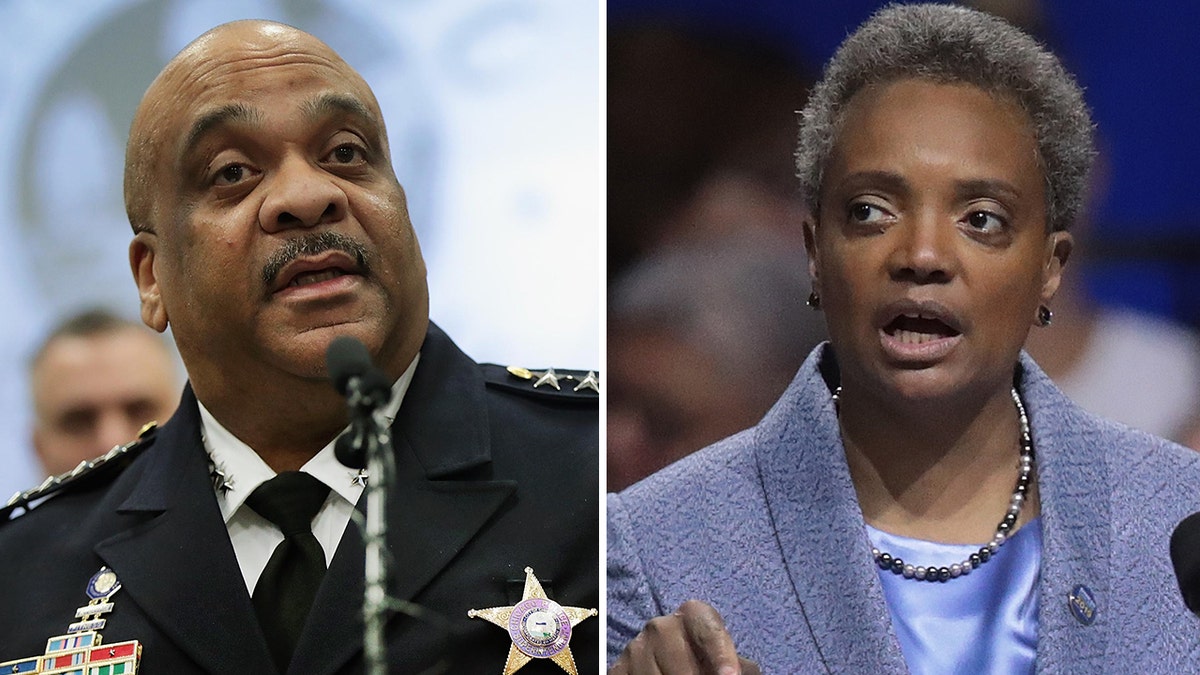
[752,350,1113,672]
[754,346,908,672]
[94,387,276,674]
[1018,355,1111,671]
[292,324,516,674]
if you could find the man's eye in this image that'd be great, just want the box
[215,164,246,186]
[330,144,363,164]
[58,409,95,435]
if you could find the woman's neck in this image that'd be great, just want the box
[837,382,1041,544]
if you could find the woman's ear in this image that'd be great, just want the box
[1040,230,1074,305]
[803,215,821,295]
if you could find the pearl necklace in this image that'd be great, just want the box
[834,386,1035,582]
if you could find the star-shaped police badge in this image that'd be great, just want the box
[467,567,597,675]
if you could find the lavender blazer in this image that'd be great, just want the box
[608,346,1200,672]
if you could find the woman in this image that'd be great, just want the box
[607,5,1200,673]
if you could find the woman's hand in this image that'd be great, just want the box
[609,600,761,675]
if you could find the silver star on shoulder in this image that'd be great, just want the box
[210,466,234,494]
[533,368,561,390]
[351,469,369,488]
[572,371,599,393]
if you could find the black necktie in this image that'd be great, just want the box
[247,471,331,673]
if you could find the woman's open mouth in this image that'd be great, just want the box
[877,303,965,364]
[883,314,962,344]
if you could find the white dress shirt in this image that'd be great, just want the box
[198,355,419,594]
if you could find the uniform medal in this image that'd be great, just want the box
[468,567,597,675]
[0,567,142,674]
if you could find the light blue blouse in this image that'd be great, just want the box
[865,518,1042,675]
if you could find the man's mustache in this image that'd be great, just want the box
[261,231,372,289]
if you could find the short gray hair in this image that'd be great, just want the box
[796,3,1095,232]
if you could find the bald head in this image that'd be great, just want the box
[122,17,428,454]
[124,20,389,234]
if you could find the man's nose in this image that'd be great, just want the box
[93,410,139,455]
[259,156,349,232]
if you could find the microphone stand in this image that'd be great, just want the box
[343,378,395,675]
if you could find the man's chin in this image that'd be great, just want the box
[258,321,376,379]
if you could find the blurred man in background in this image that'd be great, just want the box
[607,19,820,491]
[608,233,825,491]
[29,308,179,476]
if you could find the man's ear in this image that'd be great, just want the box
[130,232,169,332]
[1040,230,1074,306]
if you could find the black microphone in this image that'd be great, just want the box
[334,429,368,469]
[327,336,392,402]
[326,336,392,468]
[1170,511,1200,615]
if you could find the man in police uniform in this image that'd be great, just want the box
[29,309,180,477]
[0,20,597,674]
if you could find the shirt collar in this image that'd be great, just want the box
[198,353,420,523]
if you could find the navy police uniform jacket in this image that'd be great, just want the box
[0,323,599,674]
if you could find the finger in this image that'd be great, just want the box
[644,614,702,674]
[738,657,762,675]
[613,632,658,675]
[676,600,741,674]
[615,615,697,675]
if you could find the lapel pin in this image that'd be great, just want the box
[1067,584,1097,625]
[209,465,234,495]
[70,567,122,633]
[468,566,597,675]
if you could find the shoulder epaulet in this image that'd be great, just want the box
[1,422,158,522]
[481,364,600,402]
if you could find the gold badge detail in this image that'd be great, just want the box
[467,567,596,675]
